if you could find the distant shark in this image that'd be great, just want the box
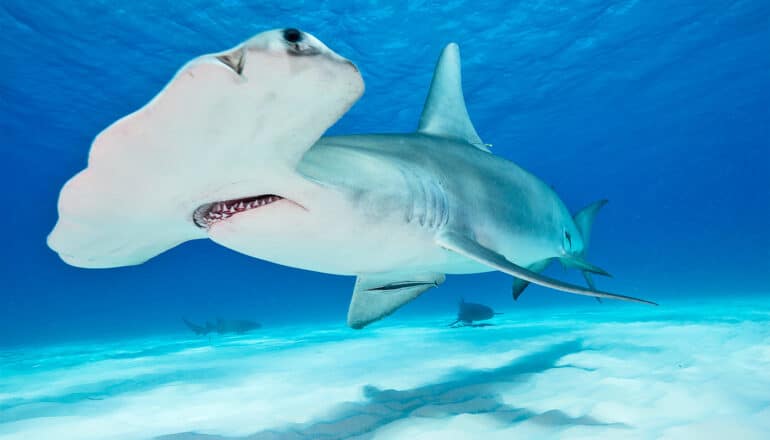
[47,28,656,330]
[449,299,502,327]
[183,318,261,335]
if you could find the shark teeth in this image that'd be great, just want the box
[193,195,283,228]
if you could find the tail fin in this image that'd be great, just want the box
[514,201,610,302]
[573,199,608,256]
[571,199,609,298]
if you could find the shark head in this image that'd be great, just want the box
[48,28,364,268]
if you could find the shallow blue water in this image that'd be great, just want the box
[0,1,769,438]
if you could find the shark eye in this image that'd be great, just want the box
[283,28,321,56]
[283,28,302,43]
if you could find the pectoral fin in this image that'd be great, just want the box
[436,231,656,305]
[347,272,445,329]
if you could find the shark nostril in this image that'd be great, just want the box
[216,48,244,75]
[283,28,302,43]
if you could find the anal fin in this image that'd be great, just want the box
[436,231,656,305]
[512,258,552,300]
[582,272,603,303]
[348,272,445,329]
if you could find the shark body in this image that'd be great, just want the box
[48,29,655,329]
[204,43,656,327]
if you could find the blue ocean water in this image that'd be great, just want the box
[1,1,769,438]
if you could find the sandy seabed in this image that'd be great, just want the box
[1,298,769,440]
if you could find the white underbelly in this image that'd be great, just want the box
[206,188,489,276]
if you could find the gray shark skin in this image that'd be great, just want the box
[288,44,656,327]
[183,318,261,336]
[449,299,501,327]
[47,31,656,330]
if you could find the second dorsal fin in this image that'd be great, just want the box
[417,43,488,152]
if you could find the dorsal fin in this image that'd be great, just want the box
[417,43,488,152]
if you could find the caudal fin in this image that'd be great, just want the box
[512,200,616,303]
[573,199,608,256]
[569,199,611,294]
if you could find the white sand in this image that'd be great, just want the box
[1,299,768,439]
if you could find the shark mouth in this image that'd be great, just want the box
[193,195,284,228]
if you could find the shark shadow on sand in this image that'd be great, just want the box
[158,340,628,440]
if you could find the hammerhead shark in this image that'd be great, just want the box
[47,28,655,329]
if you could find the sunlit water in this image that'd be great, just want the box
[1,1,768,439]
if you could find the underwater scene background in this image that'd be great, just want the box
[1,1,769,439]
